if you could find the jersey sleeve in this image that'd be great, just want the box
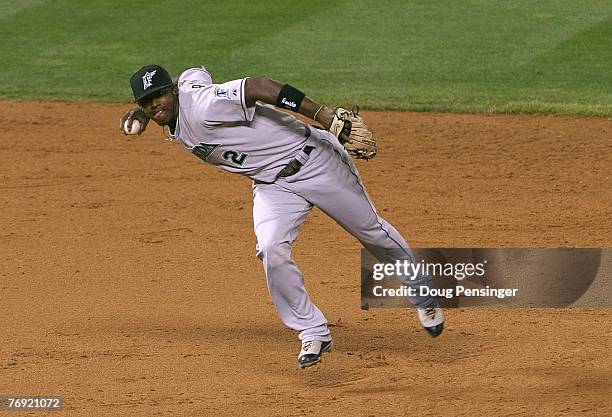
[202,78,255,123]
[179,69,255,123]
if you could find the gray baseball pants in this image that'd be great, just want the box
[253,129,434,342]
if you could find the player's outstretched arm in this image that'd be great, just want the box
[244,76,335,129]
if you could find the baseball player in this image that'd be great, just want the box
[119,65,445,368]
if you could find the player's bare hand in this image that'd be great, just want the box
[120,107,150,136]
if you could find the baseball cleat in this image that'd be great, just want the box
[418,304,445,337]
[298,339,333,368]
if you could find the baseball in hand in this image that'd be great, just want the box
[124,119,142,135]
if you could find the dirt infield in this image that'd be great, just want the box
[1,101,610,416]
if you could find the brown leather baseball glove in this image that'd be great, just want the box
[328,106,377,160]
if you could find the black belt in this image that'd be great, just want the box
[278,146,315,178]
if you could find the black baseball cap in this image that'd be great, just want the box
[130,64,173,102]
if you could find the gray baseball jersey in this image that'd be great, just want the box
[173,68,311,183]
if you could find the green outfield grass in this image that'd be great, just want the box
[2,0,611,114]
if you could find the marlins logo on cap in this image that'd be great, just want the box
[142,70,157,90]
[130,65,173,102]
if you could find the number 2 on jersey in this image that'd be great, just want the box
[222,150,248,166]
